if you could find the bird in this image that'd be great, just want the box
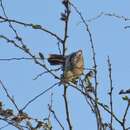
[48,50,84,83]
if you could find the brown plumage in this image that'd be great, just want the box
[48,50,84,83]
[48,54,65,65]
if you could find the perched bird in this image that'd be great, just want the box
[48,50,84,83]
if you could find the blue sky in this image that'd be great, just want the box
[0,0,130,130]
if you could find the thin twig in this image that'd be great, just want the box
[0,124,10,130]
[21,82,59,111]
[122,102,130,130]
[107,56,114,130]
[124,26,130,29]
[0,80,20,112]
[0,15,63,43]
[0,57,43,61]
[62,1,71,56]
[87,12,130,22]
[63,86,72,130]
[33,68,61,80]
[0,0,25,46]
[0,117,24,130]
[48,94,65,130]
[57,41,62,54]
[70,2,103,129]
[49,107,65,130]
[0,35,60,80]
[68,82,123,127]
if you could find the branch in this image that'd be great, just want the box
[87,12,130,22]
[63,86,72,130]
[0,124,10,130]
[122,102,130,130]
[70,2,103,129]
[0,35,60,80]
[68,82,123,127]
[33,68,61,80]
[0,15,63,43]
[124,26,130,29]
[0,80,20,112]
[62,0,71,56]
[48,94,65,130]
[0,0,25,46]
[0,117,24,130]
[107,56,114,130]
[61,1,72,130]
[21,82,59,111]
[0,57,43,61]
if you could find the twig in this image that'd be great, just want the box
[0,124,10,130]
[0,80,20,112]
[61,1,72,130]
[122,102,130,130]
[48,94,65,130]
[63,86,72,130]
[0,0,24,46]
[21,82,59,111]
[33,68,61,80]
[48,93,53,120]
[0,117,24,130]
[0,15,63,43]
[0,57,43,61]
[68,82,123,128]
[49,107,65,130]
[62,0,71,56]
[87,12,104,22]
[107,56,114,130]
[87,12,130,22]
[70,2,103,129]
[0,35,60,80]
[57,41,62,54]
[69,1,98,97]
[104,13,130,21]
[124,26,130,29]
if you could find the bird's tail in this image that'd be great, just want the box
[48,54,65,65]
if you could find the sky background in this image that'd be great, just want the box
[0,0,130,130]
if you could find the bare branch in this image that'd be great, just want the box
[0,57,43,61]
[124,26,130,29]
[69,2,104,129]
[0,80,20,112]
[0,15,63,43]
[0,124,10,130]
[0,0,25,46]
[48,94,65,130]
[21,82,59,111]
[0,117,24,130]
[87,12,130,22]
[122,102,130,130]
[107,56,114,130]
[63,86,72,130]
[33,68,61,80]
[0,35,60,80]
